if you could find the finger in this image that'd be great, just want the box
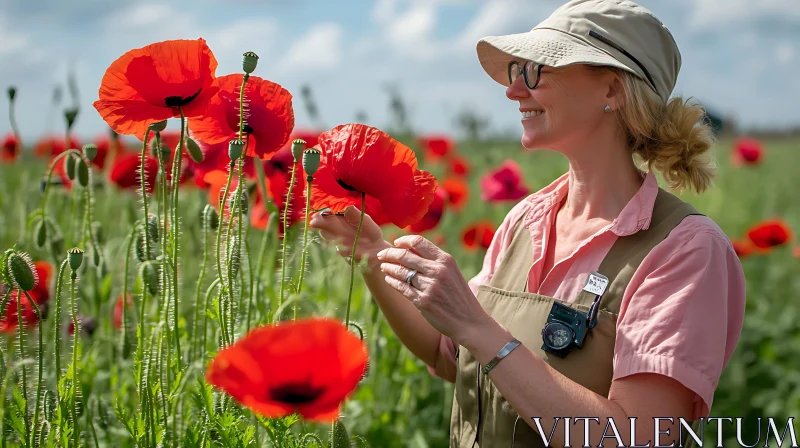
[375,247,430,273]
[383,274,421,303]
[380,262,415,283]
[393,235,444,261]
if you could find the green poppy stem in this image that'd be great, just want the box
[69,272,80,448]
[278,162,298,312]
[171,107,185,370]
[294,175,314,319]
[22,290,43,448]
[15,287,30,447]
[121,225,139,361]
[8,92,21,154]
[192,223,209,361]
[52,259,68,383]
[345,192,366,329]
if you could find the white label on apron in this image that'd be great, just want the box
[583,271,609,297]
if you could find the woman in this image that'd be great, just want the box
[310,0,746,446]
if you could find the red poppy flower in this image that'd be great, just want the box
[732,137,763,166]
[462,220,496,250]
[189,74,294,160]
[2,133,19,162]
[110,152,158,194]
[442,176,469,211]
[114,294,133,330]
[730,238,755,259]
[480,160,530,202]
[206,317,368,423]
[204,169,239,210]
[190,140,257,188]
[93,38,219,137]
[418,135,453,163]
[449,156,470,176]
[310,124,438,228]
[405,187,446,233]
[0,261,52,334]
[746,219,792,249]
[35,135,82,158]
[88,135,114,169]
[255,145,307,233]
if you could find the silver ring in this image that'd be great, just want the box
[404,269,418,285]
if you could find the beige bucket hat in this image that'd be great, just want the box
[476,0,681,104]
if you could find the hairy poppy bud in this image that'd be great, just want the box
[228,189,248,215]
[228,139,244,161]
[203,204,219,231]
[186,137,204,163]
[302,148,321,176]
[83,144,98,162]
[292,139,306,163]
[147,214,159,242]
[149,120,168,133]
[331,420,350,448]
[227,237,241,280]
[77,157,89,187]
[7,86,16,101]
[139,261,160,296]
[242,52,259,74]
[68,247,84,272]
[35,220,48,248]
[7,251,38,292]
[66,154,77,180]
[135,232,149,262]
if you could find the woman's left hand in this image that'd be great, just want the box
[377,235,493,343]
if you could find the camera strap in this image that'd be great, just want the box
[583,271,608,329]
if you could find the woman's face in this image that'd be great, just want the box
[506,63,615,153]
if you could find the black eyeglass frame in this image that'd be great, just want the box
[587,29,659,95]
[507,60,545,90]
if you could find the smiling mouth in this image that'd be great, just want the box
[521,110,544,119]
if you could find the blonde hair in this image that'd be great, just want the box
[604,67,717,194]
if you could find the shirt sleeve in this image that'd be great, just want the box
[426,199,533,380]
[612,217,746,420]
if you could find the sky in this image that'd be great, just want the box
[1,0,798,143]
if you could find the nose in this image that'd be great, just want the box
[506,76,530,101]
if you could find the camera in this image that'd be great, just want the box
[540,272,606,358]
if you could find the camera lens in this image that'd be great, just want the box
[542,322,574,351]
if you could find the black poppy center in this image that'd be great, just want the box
[269,383,324,405]
[242,124,254,134]
[164,88,202,107]
[336,179,360,192]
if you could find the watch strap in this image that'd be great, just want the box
[481,338,522,375]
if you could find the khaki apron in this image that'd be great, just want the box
[451,188,705,447]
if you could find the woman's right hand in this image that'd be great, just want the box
[308,206,391,268]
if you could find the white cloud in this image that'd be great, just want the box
[775,43,795,64]
[276,23,344,74]
[106,3,175,29]
[454,0,556,54]
[688,0,800,29]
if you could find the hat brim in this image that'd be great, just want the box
[477,28,641,87]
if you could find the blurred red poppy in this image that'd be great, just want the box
[730,238,755,259]
[449,156,470,176]
[204,169,239,210]
[732,137,763,166]
[93,38,219,137]
[189,74,294,160]
[418,135,453,163]
[253,145,307,234]
[310,124,438,228]
[462,220,495,250]
[0,261,53,334]
[67,315,97,337]
[405,187,446,233]
[90,135,115,169]
[114,294,133,330]
[190,140,257,189]
[442,176,469,211]
[206,317,368,422]
[110,152,158,194]
[2,133,19,162]
[35,135,82,158]
[480,160,530,202]
[746,219,792,249]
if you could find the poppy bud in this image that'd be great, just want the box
[292,139,306,163]
[77,157,89,187]
[228,189,248,215]
[228,139,244,160]
[66,154,77,180]
[186,137,204,163]
[227,238,241,280]
[242,51,259,74]
[147,214,159,242]
[139,261,160,296]
[83,144,98,162]
[91,244,101,267]
[34,220,47,248]
[64,108,79,129]
[149,120,168,133]
[135,232,149,262]
[203,204,219,231]
[331,420,350,448]
[68,247,84,272]
[302,148,321,176]
[7,86,16,101]
[7,251,37,292]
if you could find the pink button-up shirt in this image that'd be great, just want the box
[428,171,746,420]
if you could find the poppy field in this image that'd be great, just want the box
[1,38,799,447]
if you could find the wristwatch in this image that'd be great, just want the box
[481,338,522,375]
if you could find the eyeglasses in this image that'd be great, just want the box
[507,60,544,90]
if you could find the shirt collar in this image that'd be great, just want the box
[522,170,659,237]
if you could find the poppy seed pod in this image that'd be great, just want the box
[7,86,16,101]
[302,148,321,176]
[68,247,84,272]
[66,154,77,180]
[228,139,244,160]
[186,137,204,163]
[83,144,98,162]
[203,204,219,231]
[242,51,259,74]
[292,139,306,163]
[35,220,48,248]
[64,108,79,129]
[77,157,89,187]
[7,251,38,292]
[149,120,168,133]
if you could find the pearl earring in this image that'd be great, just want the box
[604,105,612,112]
